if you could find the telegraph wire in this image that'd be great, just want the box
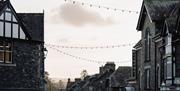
[47,45,132,64]
[45,43,135,50]
[13,45,132,64]
[64,0,139,14]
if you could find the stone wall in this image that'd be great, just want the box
[0,40,44,91]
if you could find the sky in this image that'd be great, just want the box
[11,0,143,79]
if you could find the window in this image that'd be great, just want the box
[164,33,172,79]
[145,69,150,89]
[0,21,3,36]
[166,57,172,79]
[0,7,28,40]
[0,39,12,63]
[175,45,180,77]
[138,71,142,91]
[162,31,174,86]
[132,50,137,78]
[5,12,11,21]
[12,24,18,38]
[5,22,11,37]
[0,14,3,19]
[145,28,151,62]
[165,34,172,56]
[157,67,161,88]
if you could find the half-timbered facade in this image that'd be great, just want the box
[0,0,45,91]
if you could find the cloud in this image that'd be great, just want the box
[49,3,115,26]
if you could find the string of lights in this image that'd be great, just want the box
[64,0,139,14]
[45,43,135,49]
[47,45,132,64]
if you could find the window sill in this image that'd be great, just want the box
[0,63,16,67]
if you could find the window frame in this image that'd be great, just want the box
[145,28,151,62]
[157,66,161,88]
[162,30,174,86]
[0,7,27,40]
[0,39,13,64]
[145,68,150,89]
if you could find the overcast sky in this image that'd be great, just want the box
[11,0,143,78]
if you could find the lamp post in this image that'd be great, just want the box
[44,48,48,59]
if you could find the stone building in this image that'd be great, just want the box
[66,62,132,91]
[66,62,116,91]
[0,0,45,91]
[108,66,131,91]
[66,78,84,91]
[131,0,180,91]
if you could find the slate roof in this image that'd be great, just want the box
[162,2,180,36]
[68,81,84,91]
[82,70,114,90]
[165,17,177,33]
[137,0,180,30]
[82,74,99,88]
[133,40,142,49]
[109,66,131,88]
[18,13,44,42]
[92,70,113,83]
[144,0,180,21]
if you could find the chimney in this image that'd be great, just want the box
[99,66,104,74]
[104,62,116,72]
[68,78,71,83]
[99,62,115,74]
[75,78,81,82]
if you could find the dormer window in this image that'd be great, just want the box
[0,39,12,63]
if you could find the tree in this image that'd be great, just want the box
[45,71,57,91]
[80,69,88,80]
[57,80,64,91]
[45,71,65,91]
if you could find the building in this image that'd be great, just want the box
[66,62,116,91]
[132,0,180,91]
[84,62,115,91]
[66,62,132,91]
[108,66,131,91]
[66,78,84,91]
[0,0,45,91]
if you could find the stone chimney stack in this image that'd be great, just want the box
[99,62,116,74]
[105,62,116,71]
[99,66,104,74]
[75,78,81,83]
[68,78,71,83]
